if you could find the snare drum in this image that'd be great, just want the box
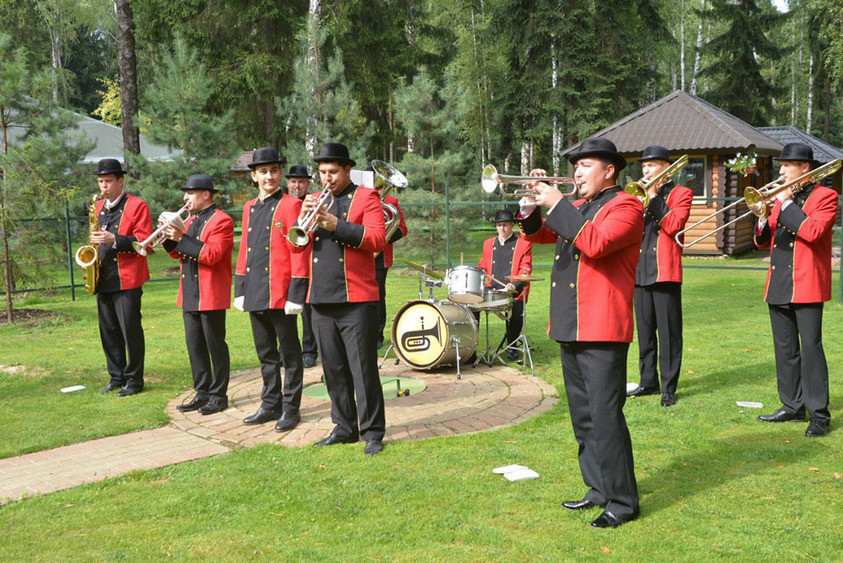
[446,265,484,304]
[467,289,513,312]
[392,300,478,369]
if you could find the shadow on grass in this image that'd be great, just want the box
[675,361,773,401]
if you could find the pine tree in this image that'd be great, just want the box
[699,0,784,125]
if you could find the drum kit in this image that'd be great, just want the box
[386,259,543,378]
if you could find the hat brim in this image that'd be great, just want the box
[313,156,356,167]
[286,174,312,179]
[93,169,126,176]
[637,156,672,164]
[247,159,286,170]
[180,187,218,193]
[568,149,627,172]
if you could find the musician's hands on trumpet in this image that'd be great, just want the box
[299,187,338,232]
[526,167,566,209]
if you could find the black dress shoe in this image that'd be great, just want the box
[199,398,228,415]
[177,396,209,412]
[303,356,317,369]
[243,407,282,425]
[364,439,384,456]
[758,408,805,423]
[562,499,600,510]
[591,510,636,528]
[805,420,830,437]
[116,385,143,397]
[313,431,359,447]
[100,382,122,394]
[661,392,676,407]
[627,385,659,398]
[507,349,520,362]
[274,412,301,432]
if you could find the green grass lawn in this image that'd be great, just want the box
[0,260,841,559]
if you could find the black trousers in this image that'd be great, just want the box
[301,303,318,359]
[561,341,639,519]
[376,266,389,345]
[311,302,386,441]
[97,287,144,389]
[184,309,230,400]
[248,309,303,413]
[634,282,683,394]
[769,303,829,423]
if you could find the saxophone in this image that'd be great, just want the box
[74,194,101,295]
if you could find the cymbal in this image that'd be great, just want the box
[507,275,545,282]
[399,259,444,280]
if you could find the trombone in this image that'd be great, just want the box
[624,154,690,208]
[675,159,842,250]
[132,203,190,256]
[481,164,579,198]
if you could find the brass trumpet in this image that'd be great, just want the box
[132,203,190,256]
[675,159,842,249]
[481,165,579,198]
[288,183,334,247]
[624,154,690,208]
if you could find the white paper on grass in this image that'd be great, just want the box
[504,469,540,481]
[493,464,529,474]
[736,401,763,408]
[61,385,85,393]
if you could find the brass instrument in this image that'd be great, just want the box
[74,194,102,295]
[481,165,579,198]
[675,159,842,249]
[288,183,334,247]
[624,154,690,208]
[372,159,409,257]
[132,203,190,256]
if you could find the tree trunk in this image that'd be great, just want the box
[806,52,813,133]
[823,68,830,141]
[113,0,141,159]
[680,0,685,91]
[0,116,12,322]
[690,0,705,95]
[551,34,560,175]
[305,0,322,156]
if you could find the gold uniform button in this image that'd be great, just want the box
[569,283,575,288]
[265,267,269,272]
[181,274,185,278]
[771,265,775,270]
[315,236,320,241]
[265,246,269,251]
[246,267,250,272]
[265,226,270,230]
[552,282,557,288]
[348,194,352,199]
[574,255,580,261]
[343,212,347,218]
[787,264,792,269]
[789,242,793,247]
[555,255,560,260]
[113,258,117,262]
[248,247,252,252]
[653,246,657,251]
[313,258,318,263]
[339,258,344,263]
[248,227,252,232]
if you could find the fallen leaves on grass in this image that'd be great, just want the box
[601,546,611,553]
[809,467,819,472]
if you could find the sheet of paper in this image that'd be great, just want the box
[61,385,85,393]
[493,464,529,474]
[736,401,763,408]
[504,468,540,481]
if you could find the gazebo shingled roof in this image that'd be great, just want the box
[757,125,843,164]
[561,90,783,158]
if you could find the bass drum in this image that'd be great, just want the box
[392,300,478,369]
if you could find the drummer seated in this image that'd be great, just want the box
[477,209,533,361]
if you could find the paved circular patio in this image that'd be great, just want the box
[168,360,559,449]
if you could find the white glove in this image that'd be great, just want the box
[284,301,303,316]
[233,295,245,312]
[518,197,536,216]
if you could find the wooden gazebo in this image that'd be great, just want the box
[561,90,783,255]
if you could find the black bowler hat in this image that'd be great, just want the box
[568,137,627,172]
[181,173,217,193]
[248,147,286,169]
[491,209,516,223]
[287,164,311,178]
[775,142,814,163]
[313,142,356,167]
[638,145,672,163]
[93,158,126,176]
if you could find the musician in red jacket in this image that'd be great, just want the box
[90,158,152,397]
[235,147,308,432]
[519,138,643,528]
[296,142,387,456]
[162,174,234,415]
[628,146,693,407]
[754,143,837,438]
[375,180,408,349]
[477,209,532,361]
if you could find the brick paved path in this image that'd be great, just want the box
[0,363,558,504]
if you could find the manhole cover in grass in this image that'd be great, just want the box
[303,376,426,400]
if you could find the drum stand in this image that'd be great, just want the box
[474,310,501,368]
[496,334,534,377]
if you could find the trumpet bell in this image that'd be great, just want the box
[287,226,310,248]
[623,181,650,207]
[481,165,499,194]
[131,240,149,256]
[372,160,409,192]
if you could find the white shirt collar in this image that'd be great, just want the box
[497,232,514,246]
[105,191,125,209]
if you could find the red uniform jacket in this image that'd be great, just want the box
[754,184,838,304]
[521,187,644,342]
[96,194,151,291]
[235,191,307,311]
[380,193,408,268]
[294,183,386,304]
[165,206,234,311]
[478,235,533,303]
[636,182,693,285]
